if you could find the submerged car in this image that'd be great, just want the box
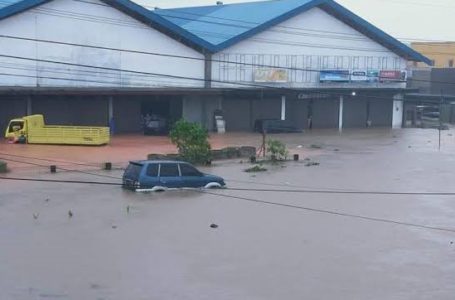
[122,160,226,192]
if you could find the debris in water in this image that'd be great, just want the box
[112,225,117,229]
[68,210,73,218]
[126,205,130,214]
[334,149,340,152]
[45,198,50,202]
[210,224,219,229]
[33,213,39,220]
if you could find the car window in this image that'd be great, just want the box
[159,163,179,177]
[180,164,202,177]
[146,164,159,177]
[124,163,143,180]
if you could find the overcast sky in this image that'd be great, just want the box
[136,0,455,42]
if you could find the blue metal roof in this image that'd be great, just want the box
[155,0,431,64]
[0,0,431,64]
[155,0,323,46]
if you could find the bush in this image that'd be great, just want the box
[169,119,211,164]
[244,165,267,173]
[0,160,7,173]
[266,139,288,161]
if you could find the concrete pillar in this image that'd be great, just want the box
[392,94,404,128]
[281,95,286,121]
[26,96,32,115]
[338,96,344,131]
[204,53,212,89]
[108,96,114,121]
[108,96,114,135]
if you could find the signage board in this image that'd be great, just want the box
[367,70,379,82]
[297,93,330,99]
[379,70,407,82]
[320,70,350,82]
[350,70,368,82]
[254,68,288,83]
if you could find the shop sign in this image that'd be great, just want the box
[367,70,380,82]
[350,70,368,82]
[379,70,407,82]
[254,68,288,83]
[320,70,350,82]
[297,93,330,99]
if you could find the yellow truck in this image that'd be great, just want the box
[5,114,110,145]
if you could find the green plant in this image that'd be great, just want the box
[169,119,211,164]
[266,139,288,161]
[244,165,267,173]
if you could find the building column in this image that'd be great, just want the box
[26,96,32,115]
[204,53,212,89]
[108,96,114,121]
[108,96,114,135]
[281,95,286,121]
[392,94,404,128]
[338,96,344,131]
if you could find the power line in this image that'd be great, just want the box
[5,154,455,197]
[225,187,455,196]
[202,190,455,234]
[71,0,454,44]
[0,176,120,186]
[1,175,455,234]
[0,62,205,88]
[1,34,454,88]
[0,53,413,102]
[0,152,101,168]
[0,157,122,180]
[0,0,433,55]
[1,53,454,103]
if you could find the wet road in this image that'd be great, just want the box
[1,128,455,299]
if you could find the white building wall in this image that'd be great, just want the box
[212,7,408,89]
[0,0,205,88]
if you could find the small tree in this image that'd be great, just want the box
[169,119,211,164]
[266,139,288,161]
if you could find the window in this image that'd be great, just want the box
[180,164,202,177]
[124,163,143,180]
[146,164,159,177]
[449,59,454,68]
[8,121,24,133]
[159,163,179,177]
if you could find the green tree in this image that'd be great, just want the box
[169,119,211,164]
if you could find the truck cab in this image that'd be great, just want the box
[5,118,26,143]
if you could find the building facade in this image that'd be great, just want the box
[0,0,430,134]
[411,42,455,68]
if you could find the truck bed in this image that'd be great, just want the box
[27,126,110,145]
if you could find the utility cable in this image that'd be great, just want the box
[201,189,455,234]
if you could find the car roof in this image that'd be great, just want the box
[129,160,190,165]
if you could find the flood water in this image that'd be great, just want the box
[1,128,455,299]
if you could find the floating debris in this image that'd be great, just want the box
[68,210,73,218]
[210,224,219,229]
[33,213,39,220]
